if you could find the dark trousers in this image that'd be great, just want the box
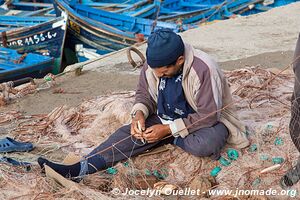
[290,33,300,151]
[87,115,229,166]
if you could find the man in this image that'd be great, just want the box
[38,28,249,180]
[280,33,300,188]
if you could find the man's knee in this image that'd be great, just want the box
[175,123,228,158]
[175,134,219,157]
[185,137,219,157]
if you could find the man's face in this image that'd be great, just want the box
[152,56,184,78]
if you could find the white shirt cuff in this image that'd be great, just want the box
[169,122,180,137]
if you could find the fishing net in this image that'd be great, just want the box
[0,66,298,199]
[289,96,300,152]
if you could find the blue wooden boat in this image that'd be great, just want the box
[0,47,54,83]
[89,0,300,24]
[157,0,266,23]
[0,13,67,74]
[54,0,185,61]
[159,0,300,23]
[57,0,300,62]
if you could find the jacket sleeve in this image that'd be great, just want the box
[289,33,300,150]
[130,63,157,119]
[293,33,300,99]
[170,67,220,138]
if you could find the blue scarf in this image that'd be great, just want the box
[157,71,195,121]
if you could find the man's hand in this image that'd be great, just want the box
[143,124,171,143]
[130,110,145,140]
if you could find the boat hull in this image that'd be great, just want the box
[54,0,139,61]
[0,13,67,74]
[0,47,54,83]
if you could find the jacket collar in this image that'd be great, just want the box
[182,43,195,80]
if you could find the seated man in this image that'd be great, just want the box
[280,33,300,188]
[38,28,249,180]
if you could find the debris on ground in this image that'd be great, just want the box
[0,66,298,199]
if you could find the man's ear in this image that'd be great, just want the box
[177,56,185,66]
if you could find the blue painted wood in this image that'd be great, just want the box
[54,0,139,60]
[158,0,300,24]
[0,16,54,27]
[121,0,161,19]
[161,0,222,11]
[54,0,184,61]
[0,14,67,74]
[112,0,150,13]
[0,8,32,16]
[21,7,54,16]
[254,4,271,11]
[71,4,182,34]
[78,2,129,8]
[178,0,250,24]
[10,1,53,11]
[0,27,10,31]
[0,47,54,83]
[78,0,139,4]
[76,0,158,19]
[76,0,160,19]
[240,0,300,15]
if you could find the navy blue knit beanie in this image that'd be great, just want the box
[146,28,184,68]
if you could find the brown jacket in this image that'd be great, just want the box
[131,43,249,149]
